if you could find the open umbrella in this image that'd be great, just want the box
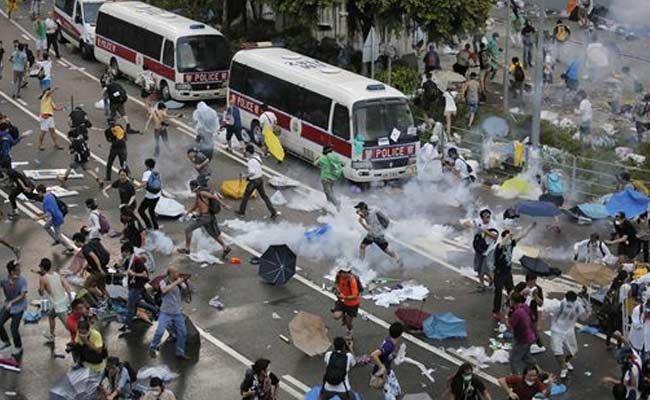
[49,367,102,400]
[258,245,296,285]
[568,263,616,286]
[606,188,650,219]
[288,312,330,357]
[520,256,562,277]
[515,200,562,218]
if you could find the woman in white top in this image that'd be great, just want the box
[37,258,72,344]
[443,88,457,137]
[321,337,356,399]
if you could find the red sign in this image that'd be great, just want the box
[183,71,228,83]
[229,92,261,115]
[363,144,416,160]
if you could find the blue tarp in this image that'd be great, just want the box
[423,312,467,340]
[577,203,610,219]
[304,386,361,400]
[304,224,331,241]
[606,188,650,218]
[514,201,562,217]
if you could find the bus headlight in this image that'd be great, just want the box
[351,161,372,169]
[175,83,191,91]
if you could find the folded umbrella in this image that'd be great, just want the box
[520,256,562,277]
[395,308,431,330]
[514,200,562,218]
[288,312,330,357]
[258,245,296,285]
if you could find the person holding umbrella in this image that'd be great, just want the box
[332,270,361,340]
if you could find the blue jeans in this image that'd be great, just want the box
[124,288,145,328]
[150,312,186,356]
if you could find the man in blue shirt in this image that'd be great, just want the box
[224,104,243,152]
[1,260,28,355]
[9,43,27,99]
[564,60,580,92]
[36,185,74,255]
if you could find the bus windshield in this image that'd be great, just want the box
[83,3,102,25]
[177,35,229,73]
[353,99,414,142]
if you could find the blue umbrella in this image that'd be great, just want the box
[606,188,650,219]
[258,245,296,285]
[514,200,562,218]
[304,386,362,400]
[423,312,467,340]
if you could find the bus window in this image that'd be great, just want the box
[56,0,74,16]
[354,99,414,142]
[299,88,330,130]
[163,40,175,68]
[177,35,228,73]
[74,1,82,22]
[332,103,350,140]
[228,62,248,92]
[142,30,163,60]
[82,2,101,24]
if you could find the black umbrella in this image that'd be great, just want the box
[258,245,296,285]
[49,367,102,400]
[520,256,561,277]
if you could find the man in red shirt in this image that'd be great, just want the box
[332,270,361,340]
[508,292,537,374]
[65,298,89,341]
[498,365,549,400]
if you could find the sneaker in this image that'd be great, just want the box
[43,334,55,344]
[566,361,574,371]
[50,240,61,246]
[222,246,232,258]
[149,348,157,358]
[530,344,546,354]
[270,211,281,219]
[12,347,22,356]
[560,368,568,379]
[0,341,11,351]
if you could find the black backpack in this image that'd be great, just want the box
[52,194,68,217]
[473,233,489,254]
[514,64,525,82]
[323,351,348,386]
[108,83,128,104]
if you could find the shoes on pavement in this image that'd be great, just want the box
[222,246,232,258]
[43,334,55,344]
[177,248,190,255]
[51,240,61,246]
[530,344,546,354]
[270,211,281,220]
[560,368,568,379]
[566,361,574,371]
[149,348,157,358]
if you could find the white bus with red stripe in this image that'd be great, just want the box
[228,48,419,183]
[94,1,229,101]
[54,0,105,60]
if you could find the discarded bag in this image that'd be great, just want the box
[220,179,255,200]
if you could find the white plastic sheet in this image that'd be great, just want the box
[366,282,429,308]
[145,231,175,256]
[136,365,179,382]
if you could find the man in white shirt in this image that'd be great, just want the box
[463,209,498,290]
[447,147,475,184]
[320,337,356,400]
[44,12,60,58]
[235,144,278,219]
[84,198,102,240]
[573,233,614,264]
[258,104,277,158]
[549,289,591,378]
[578,90,592,144]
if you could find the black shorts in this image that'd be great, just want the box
[334,300,359,318]
[362,235,389,250]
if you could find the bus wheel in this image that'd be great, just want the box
[251,121,263,146]
[80,42,93,60]
[109,58,121,78]
[160,81,171,102]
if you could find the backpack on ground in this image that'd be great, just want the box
[375,210,390,229]
[146,171,161,194]
[556,25,569,42]
[323,351,348,386]
[473,233,489,254]
[514,64,526,82]
[97,211,111,234]
[546,172,565,196]
[53,195,68,217]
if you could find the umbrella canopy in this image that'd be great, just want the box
[288,312,330,357]
[481,116,510,138]
[515,200,562,217]
[258,245,297,285]
[606,188,650,219]
[395,308,431,330]
[568,263,616,286]
[520,256,562,277]
[49,367,102,400]
[423,312,467,340]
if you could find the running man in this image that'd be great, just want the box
[332,269,362,339]
[355,201,402,267]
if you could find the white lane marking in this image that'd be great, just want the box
[282,375,312,393]
[21,33,30,41]
[57,60,68,67]
[17,99,28,106]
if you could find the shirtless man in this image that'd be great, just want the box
[177,180,231,257]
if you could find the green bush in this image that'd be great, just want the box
[375,66,421,95]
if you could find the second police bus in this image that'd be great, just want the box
[94,1,229,101]
[228,47,419,183]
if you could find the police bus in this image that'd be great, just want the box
[94,1,229,101]
[228,47,419,183]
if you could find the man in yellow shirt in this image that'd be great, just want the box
[74,319,106,373]
[38,87,64,151]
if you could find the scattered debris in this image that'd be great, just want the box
[272,312,282,320]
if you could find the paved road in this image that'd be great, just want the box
[0,4,626,400]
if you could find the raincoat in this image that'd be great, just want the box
[416,142,442,182]
[316,153,342,182]
[193,101,219,138]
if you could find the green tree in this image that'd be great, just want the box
[268,0,344,27]
[406,0,492,40]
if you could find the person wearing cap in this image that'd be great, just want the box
[355,202,402,267]
[177,179,232,257]
[332,270,362,340]
[186,147,211,188]
[235,144,279,219]
[316,145,342,209]
[240,358,280,400]
[416,133,442,182]
[142,377,176,400]
[634,93,650,143]
[37,257,72,344]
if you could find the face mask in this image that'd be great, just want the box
[462,373,472,381]
[152,388,162,395]
[525,379,536,386]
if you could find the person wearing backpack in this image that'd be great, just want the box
[509,57,526,99]
[104,120,128,182]
[235,144,279,219]
[84,198,110,240]
[355,201,402,268]
[320,337,355,400]
[59,126,102,188]
[177,179,232,258]
[573,233,613,264]
[240,358,280,400]
[36,184,74,255]
[73,319,107,373]
[463,209,498,289]
[539,166,565,207]
[633,93,650,143]
[72,231,110,299]
[447,147,476,184]
[316,145,342,209]
[100,356,134,399]
[332,270,362,340]
[117,245,150,338]
[423,44,440,73]
[136,158,161,231]
[105,80,139,134]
